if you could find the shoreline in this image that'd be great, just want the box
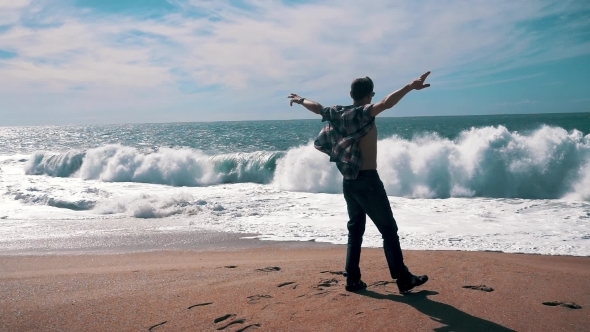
[0,230,339,256]
[1,228,588,258]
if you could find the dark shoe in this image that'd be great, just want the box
[397,274,428,293]
[345,280,367,292]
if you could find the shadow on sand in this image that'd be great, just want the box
[358,289,516,332]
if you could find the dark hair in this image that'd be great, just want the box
[351,77,374,101]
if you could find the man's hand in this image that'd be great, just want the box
[288,93,305,106]
[287,93,323,114]
[369,70,432,117]
[409,71,431,90]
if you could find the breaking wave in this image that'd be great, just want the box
[23,125,590,200]
[273,125,590,200]
[26,145,281,186]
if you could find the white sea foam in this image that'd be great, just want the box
[275,125,590,200]
[2,155,589,255]
[564,162,590,202]
[272,142,343,193]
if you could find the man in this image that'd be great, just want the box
[288,71,431,293]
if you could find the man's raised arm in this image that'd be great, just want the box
[288,93,323,114]
[370,71,431,117]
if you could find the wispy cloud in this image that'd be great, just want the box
[0,0,589,124]
[439,73,546,90]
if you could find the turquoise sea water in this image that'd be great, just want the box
[2,112,589,154]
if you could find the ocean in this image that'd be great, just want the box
[1,112,589,256]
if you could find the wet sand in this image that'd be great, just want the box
[1,242,588,331]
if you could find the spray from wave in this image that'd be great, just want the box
[273,125,590,200]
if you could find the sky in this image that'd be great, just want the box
[0,0,589,126]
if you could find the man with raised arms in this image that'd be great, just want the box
[288,71,431,293]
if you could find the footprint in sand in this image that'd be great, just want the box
[256,266,281,272]
[214,314,236,323]
[236,324,262,331]
[216,318,246,330]
[314,291,330,296]
[148,321,167,331]
[278,281,296,288]
[542,301,582,309]
[188,302,213,309]
[320,270,347,276]
[247,294,273,304]
[224,265,238,269]
[316,278,339,289]
[463,285,494,292]
[214,316,261,331]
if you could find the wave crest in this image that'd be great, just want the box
[25,151,85,177]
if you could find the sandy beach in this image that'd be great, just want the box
[1,239,588,332]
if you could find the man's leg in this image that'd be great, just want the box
[348,171,428,292]
[347,174,408,279]
[342,180,367,287]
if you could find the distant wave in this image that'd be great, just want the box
[26,145,281,186]
[27,151,85,177]
[24,125,590,201]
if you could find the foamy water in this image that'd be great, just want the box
[1,123,589,256]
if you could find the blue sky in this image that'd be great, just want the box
[0,0,589,126]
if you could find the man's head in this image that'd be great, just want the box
[350,76,375,105]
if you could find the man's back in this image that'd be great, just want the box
[313,104,376,180]
[359,124,377,170]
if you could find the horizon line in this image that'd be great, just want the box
[1,110,589,128]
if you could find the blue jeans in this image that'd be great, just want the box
[342,170,409,283]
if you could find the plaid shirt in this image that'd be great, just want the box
[314,104,375,179]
